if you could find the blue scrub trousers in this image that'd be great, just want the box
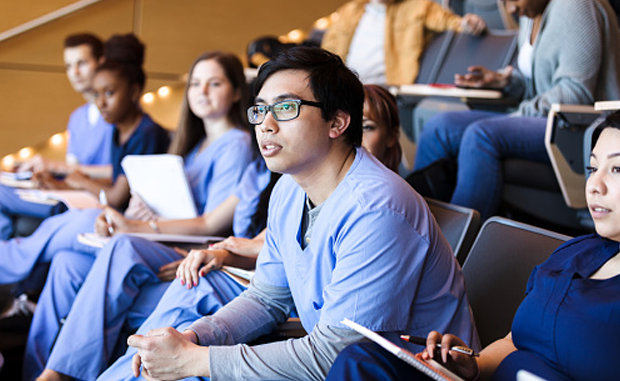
[414,111,549,220]
[23,250,95,381]
[97,270,245,381]
[0,184,67,240]
[0,208,100,285]
[40,235,186,380]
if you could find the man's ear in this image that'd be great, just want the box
[328,110,351,139]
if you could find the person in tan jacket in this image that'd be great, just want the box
[321,0,485,85]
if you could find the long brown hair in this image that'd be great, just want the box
[363,84,402,172]
[168,51,250,157]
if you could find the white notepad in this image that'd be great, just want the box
[78,232,223,249]
[121,154,198,219]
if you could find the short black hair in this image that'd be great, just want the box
[64,33,104,60]
[96,33,146,91]
[592,110,620,149]
[254,46,363,147]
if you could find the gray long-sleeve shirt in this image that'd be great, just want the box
[187,277,364,381]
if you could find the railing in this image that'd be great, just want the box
[0,0,104,43]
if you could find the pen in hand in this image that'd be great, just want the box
[99,190,115,235]
[400,335,479,357]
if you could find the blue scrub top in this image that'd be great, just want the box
[66,103,114,165]
[232,158,271,238]
[497,234,620,381]
[183,128,254,215]
[110,113,170,181]
[254,147,478,349]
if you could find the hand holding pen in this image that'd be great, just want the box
[406,331,480,381]
[401,335,478,357]
[99,190,115,235]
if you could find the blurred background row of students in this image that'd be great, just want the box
[1,0,620,380]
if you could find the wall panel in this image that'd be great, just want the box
[0,0,347,157]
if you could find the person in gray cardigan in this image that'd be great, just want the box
[413,0,620,220]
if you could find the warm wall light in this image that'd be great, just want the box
[1,155,15,170]
[287,29,304,43]
[50,133,64,146]
[314,17,329,30]
[142,92,155,104]
[157,86,171,98]
[18,147,34,159]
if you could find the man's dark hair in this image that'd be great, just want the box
[64,33,104,60]
[254,47,364,147]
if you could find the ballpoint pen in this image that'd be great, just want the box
[99,190,115,235]
[400,335,479,357]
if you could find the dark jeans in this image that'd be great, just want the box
[414,111,550,219]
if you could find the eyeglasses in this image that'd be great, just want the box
[247,99,323,125]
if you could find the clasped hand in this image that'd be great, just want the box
[128,327,208,380]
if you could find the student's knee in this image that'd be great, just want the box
[48,250,94,286]
[415,112,466,170]
[419,112,456,142]
[460,121,501,157]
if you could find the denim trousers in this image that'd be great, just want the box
[414,110,550,219]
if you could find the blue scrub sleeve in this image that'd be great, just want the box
[201,139,253,214]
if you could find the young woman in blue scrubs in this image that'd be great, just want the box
[326,112,620,381]
[29,51,256,381]
[0,34,169,287]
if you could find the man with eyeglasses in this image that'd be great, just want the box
[124,47,478,381]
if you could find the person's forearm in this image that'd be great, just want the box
[77,178,114,200]
[209,324,365,381]
[477,333,517,381]
[47,159,72,175]
[100,177,129,210]
[187,278,293,346]
[77,164,112,180]
[125,214,232,236]
[152,196,237,236]
[223,254,257,270]
[154,217,215,235]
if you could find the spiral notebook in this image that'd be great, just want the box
[341,319,465,381]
